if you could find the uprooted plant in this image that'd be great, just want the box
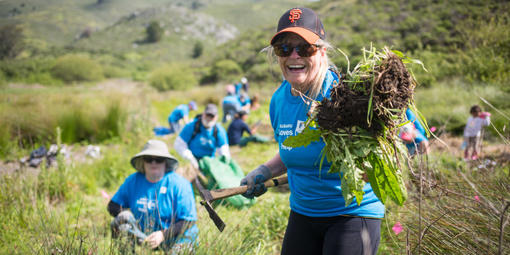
[284,46,428,206]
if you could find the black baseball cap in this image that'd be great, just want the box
[270,7,326,45]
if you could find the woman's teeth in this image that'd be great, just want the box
[288,65,305,70]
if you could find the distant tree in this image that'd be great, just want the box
[192,41,203,58]
[191,1,203,10]
[146,21,163,43]
[97,0,105,4]
[0,24,24,59]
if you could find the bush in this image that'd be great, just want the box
[51,54,103,83]
[0,24,24,59]
[192,41,204,59]
[146,21,163,43]
[209,59,242,83]
[247,62,280,82]
[0,58,60,85]
[148,64,197,91]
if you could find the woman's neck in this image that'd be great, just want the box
[290,83,310,97]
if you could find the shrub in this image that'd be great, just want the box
[209,59,242,83]
[0,58,60,85]
[0,24,24,59]
[192,41,204,59]
[146,21,163,43]
[247,62,280,82]
[51,54,103,83]
[148,64,197,91]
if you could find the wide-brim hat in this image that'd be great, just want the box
[270,7,326,45]
[130,140,178,173]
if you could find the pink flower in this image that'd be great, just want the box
[474,195,480,202]
[392,221,403,235]
[430,126,437,132]
[101,190,110,200]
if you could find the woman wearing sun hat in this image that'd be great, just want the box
[240,7,383,255]
[107,139,198,252]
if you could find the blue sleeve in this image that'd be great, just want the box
[174,179,197,221]
[406,109,426,137]
[414,131,427,143]
[216,125,228,147]
[182,106,189,118]
[179,121,195,143]
[111,174,133,208]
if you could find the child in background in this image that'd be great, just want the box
[463,105,490,160]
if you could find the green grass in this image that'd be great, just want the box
[1,79,509,254]
[415,79,509,136]
[0,82,145,159]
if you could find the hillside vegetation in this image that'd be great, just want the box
[0,1,509,254]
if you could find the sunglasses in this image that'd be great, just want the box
[273,43,320,57]
[205,113,216,119]
[143,156,165,164]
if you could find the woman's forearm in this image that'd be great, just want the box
[263,153,287,177]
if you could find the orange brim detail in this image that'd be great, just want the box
[270,27,320,45]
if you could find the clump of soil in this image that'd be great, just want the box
[317,52,415,136]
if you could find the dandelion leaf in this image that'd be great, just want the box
[283,126,321,148]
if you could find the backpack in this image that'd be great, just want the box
[190,115,218,142]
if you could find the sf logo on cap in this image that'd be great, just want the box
[289,9,302,23]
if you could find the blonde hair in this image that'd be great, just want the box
[262,38,334,100]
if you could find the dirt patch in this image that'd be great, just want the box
[430,134,510,164]
[0,144,104,175]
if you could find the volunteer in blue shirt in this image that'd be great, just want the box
[240,7,383,255]
[222,85,242,123]
[235,77,250,96]
[107,139,198,252]
[168,101,197,134]
[400,108,429,155]
[174,104,230,170]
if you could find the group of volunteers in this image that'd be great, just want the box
[106,7,491,255]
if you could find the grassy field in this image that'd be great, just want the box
[0,79,508,254]
[1,0,508,253]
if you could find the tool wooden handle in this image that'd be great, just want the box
[209,175,288,201]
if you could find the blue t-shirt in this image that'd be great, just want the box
[269,69,385,218]
[239,94,251,107]
[111,171,198,243]
[406,108,427,142]
[235,83,243,97]
[222,95,241,108]
[227,118,251,145]
[179,118,228,158]
[168,104,189,123]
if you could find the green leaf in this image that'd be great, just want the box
[391,49,405,58]
[283,126,321,148]
[365,152,387,204]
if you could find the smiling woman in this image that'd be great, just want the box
[107,139,198,253]
[241,7,384,255]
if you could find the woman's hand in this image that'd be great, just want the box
[144,230,164,249]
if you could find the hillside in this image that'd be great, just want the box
[0,0,304,59]
[203,0,510,135]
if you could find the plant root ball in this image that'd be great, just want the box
[317,52,415,135]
